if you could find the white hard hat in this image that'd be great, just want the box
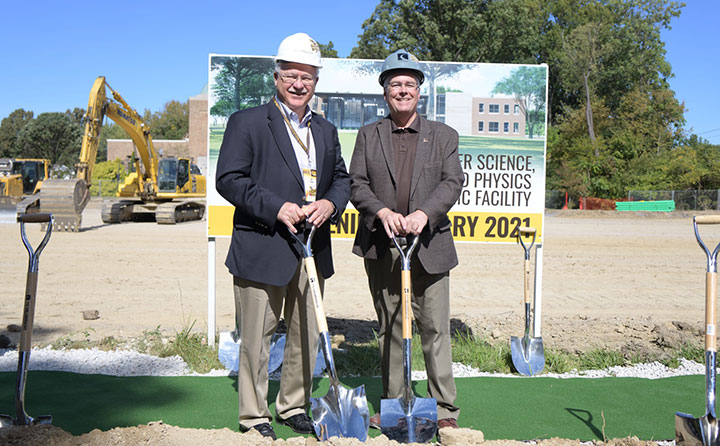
[275,33,322,68]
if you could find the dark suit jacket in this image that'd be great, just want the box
[349,116,463,274]
[216,101,350,287]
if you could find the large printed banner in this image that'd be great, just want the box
[207,55,548,244]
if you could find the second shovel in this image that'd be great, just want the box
[380,234,437,443]
[510,226,545,376]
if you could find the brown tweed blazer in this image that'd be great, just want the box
[349,116,463,274]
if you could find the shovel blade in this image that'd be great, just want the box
[511,336,545,376]
[381,396,437,443]
[0,414,52,428]
[310,384,369,441]
[676,412,720,446]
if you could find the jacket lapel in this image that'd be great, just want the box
[377,117,396,186]
[410,117,431,194]
[267,102,304,189]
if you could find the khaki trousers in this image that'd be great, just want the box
[365,248,460,420]
[233,260,321,429]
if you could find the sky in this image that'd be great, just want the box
[0,0,717,145]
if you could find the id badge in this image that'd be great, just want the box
[303,168,317,202]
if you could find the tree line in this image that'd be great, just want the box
[3,0,713,200]
[0,100,189,171]
[350,0,716,200]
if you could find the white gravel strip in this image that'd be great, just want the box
[0,347,189,376]
[0,347,710,379]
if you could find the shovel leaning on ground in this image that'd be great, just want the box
[510,226,545,376]
[0,213,54,428]
[676,215,720,446]
[290,224,369,441]
[380,234,438,443]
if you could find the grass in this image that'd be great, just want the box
[39,325,707,377]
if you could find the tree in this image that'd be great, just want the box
[492,66,547,139]
[318,41,338,58]
[0,109,34,157]
[210,57,276,119]
[145,100,189,140]
[15,112,82,168]
[65,107,85,126]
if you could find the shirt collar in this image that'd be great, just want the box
[275,95,312,126]
[390,115,420,133]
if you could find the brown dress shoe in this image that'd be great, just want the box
[369,413,381,429]
[438,418,458,429]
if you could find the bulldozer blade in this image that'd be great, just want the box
[676,412,720,446]
[510,335,545,376]
[381,394,437,443]
[311,382,369,441]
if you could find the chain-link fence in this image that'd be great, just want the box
[627,190,720,211]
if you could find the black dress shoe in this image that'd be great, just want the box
[240,422,277,440]
[276,413,314,434]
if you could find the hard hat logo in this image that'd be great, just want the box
[275,33,323,69]
[379,49,425,86]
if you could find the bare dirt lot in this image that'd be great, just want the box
[1,201,718,444]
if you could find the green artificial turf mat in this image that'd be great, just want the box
[0,372,709,440]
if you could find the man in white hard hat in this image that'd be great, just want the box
[216,32,350,439]
[349,49,463,433]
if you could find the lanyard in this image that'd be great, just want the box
[273,98,311,156]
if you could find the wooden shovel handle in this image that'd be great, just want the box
[707,272,717,352]
[695,215,720,225]
[519,227,537,235]
[524,259,532,304]
[402,269,412,340]
[304,257,329,334]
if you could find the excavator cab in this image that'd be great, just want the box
[158,157,190,193]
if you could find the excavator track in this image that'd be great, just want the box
[155,200,205,224]
[38,179,89,232]
[101,200,135,224]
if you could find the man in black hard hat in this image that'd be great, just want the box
[349,49,463,431]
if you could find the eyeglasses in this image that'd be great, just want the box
[278,73,316,86]
[388,81,419,91]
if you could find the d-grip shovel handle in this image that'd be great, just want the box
[392,235,419,340]
[518,227,536,305]
[694,216,720,352]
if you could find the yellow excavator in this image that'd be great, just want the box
[40,76,206,231]
[0,158,51,217]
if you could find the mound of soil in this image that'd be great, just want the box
[0,421,659,446]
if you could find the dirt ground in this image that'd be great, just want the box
[1,200,718,444]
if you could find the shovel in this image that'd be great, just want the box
[289,224,369,441]
[0,213,54,428]
[676,215,720,446]
[510,226,545,376]
[381,234,438,443]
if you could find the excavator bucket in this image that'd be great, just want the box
[38,179,89,232]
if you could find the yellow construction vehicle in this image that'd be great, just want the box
[40,76,206,231]
[0,158,51,215]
